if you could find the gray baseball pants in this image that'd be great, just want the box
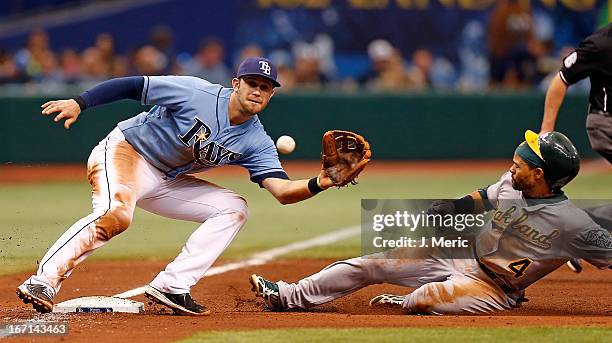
[276,247,515,314]
[586,113,612,164]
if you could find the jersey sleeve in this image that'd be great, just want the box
[484,172,507,199]
[142,76,202,109]
[78,76,144,109]
[566,223,612,269]
[559,38,600,85]
[237,138,289,186]
[479,172,521,211]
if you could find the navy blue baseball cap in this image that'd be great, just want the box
[236,57,281,87]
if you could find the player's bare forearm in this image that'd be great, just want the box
[262,172,332,205]
[541,74,568,133]
[263,178,313,204]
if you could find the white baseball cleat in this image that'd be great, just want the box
[16,283,55,313]
[369,294,406,307]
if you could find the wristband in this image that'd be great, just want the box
[308,177,324,195]
[452,195,475,214]
[477,188,494,211]
[316,176,324,189]
[73,96,87,111]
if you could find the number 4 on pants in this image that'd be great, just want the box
[507,258,533,278]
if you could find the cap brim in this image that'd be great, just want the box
[524,130,543,160]
[239,73,281,87]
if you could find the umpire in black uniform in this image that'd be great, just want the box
[540,23,612,162]
[540,23,612,273]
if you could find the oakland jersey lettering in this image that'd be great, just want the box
[491,205,560,250]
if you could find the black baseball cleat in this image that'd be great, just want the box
[144,285,210,316]
[566,259,583,273]
[249,274,283,311]
[16,283,55,313]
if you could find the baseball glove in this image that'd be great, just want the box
[322,130,371,186]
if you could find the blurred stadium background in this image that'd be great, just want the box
[0,0,607,93]
[0,0,609,163]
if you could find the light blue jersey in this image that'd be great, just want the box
[117,76,286,183]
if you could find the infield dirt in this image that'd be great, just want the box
[1,161,610,342]
[1,259,610,343]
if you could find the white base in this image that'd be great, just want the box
[53,296,144,313]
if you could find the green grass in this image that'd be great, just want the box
[1,170,611,275]
[179,327,612,343]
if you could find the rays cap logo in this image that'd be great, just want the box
[236,56,281,87]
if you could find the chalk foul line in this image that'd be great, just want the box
[112,225,360,299]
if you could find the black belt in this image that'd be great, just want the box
[588,109,611,117]
[477,260,515,295]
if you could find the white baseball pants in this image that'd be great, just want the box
[27,128,248,294]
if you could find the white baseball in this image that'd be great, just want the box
[276,135,296,154]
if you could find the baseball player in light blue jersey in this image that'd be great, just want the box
[251,131,611,315]
[16,57,343,316]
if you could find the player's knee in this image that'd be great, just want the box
[406,297,436,314]
[322,257,374,283]
[112,205,133,230]
[405,283,443,314]
[211,197,249,228]
[96,203,133,240]
[405,282,474,314]
[230,198,249,225]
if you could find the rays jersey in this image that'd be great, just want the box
[475,172,611,291]
[117,76,286,182]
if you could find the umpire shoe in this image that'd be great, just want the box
[249,274,283,311]
[144,285,211,316]
[369,294,406,308]
[16,283,55,313]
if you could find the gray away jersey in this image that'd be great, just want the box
[475,172,611,291]
[117,76,286,182]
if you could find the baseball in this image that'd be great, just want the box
[276,135,296,154]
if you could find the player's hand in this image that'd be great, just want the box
[514,296,529,308]
[317,169,334,189]
[427,200,455,216]
[41,99,81,129]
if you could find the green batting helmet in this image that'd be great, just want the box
[525,130,581,190]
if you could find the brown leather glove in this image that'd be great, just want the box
[322,130,371,187]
